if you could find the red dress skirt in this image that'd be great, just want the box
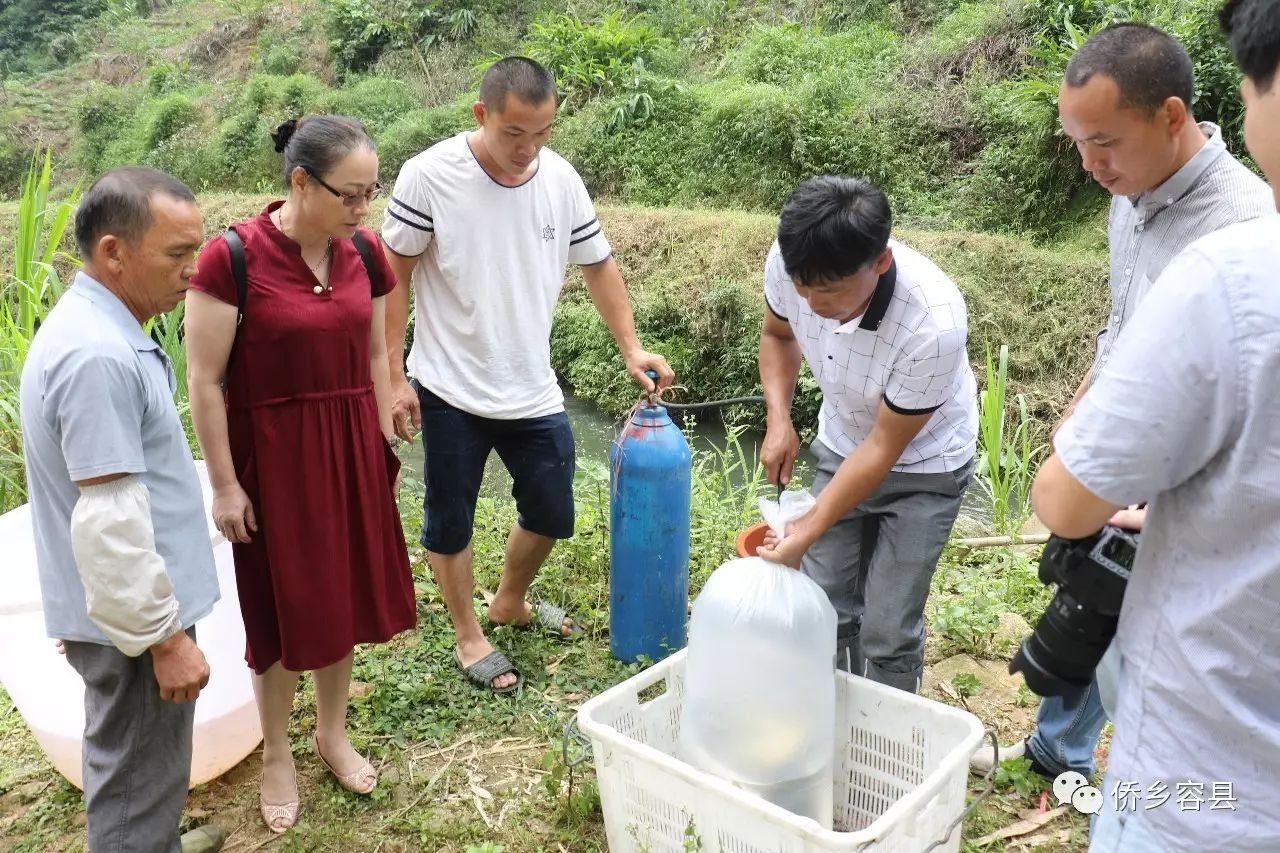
[191,203,416,673]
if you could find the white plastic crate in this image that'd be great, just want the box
[577,649,984,852]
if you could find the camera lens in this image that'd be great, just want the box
[1010,587,1118,697]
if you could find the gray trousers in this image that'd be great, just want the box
[801,441,973,693]
[63,629,195,853]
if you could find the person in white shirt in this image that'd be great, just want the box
[970,21,1273,781]
[381,56,673,693]
[757,176,979,694]
[1032,3,1280,849]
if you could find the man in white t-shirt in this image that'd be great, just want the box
[757,176,978,694]
[381,56,673,693]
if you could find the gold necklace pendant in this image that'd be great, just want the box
[307,240,332,296]
[274,209,332,295]
[304,239,331,272]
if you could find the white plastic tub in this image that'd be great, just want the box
[578,649,984,852]
[0,461,262,789]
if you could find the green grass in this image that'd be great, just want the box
[1,457,1084,851]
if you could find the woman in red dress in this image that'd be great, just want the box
[186,115,415,833]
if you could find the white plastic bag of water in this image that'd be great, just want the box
[679,555,838,829]
[737,771,835,827]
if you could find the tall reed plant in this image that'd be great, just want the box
[975,345,1044,536]
[687,424,770,587]
[1,150,80,513]
[145,300,200,450]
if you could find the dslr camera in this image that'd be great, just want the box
[1009,525,1139,697]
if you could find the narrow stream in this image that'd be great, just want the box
[394,389,992,526]
[394,391,773,500]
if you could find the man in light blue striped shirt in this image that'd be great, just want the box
[971,22,1273,780]
[1032,4,1280,848]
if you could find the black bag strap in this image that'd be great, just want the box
[351,229,384,293]
[224,227,249,317]
[223,227,248,377]
[221,226,381,378]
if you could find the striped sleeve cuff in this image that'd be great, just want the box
[568,217,610,265]
[388,197,433,232]
[570,217,601,246]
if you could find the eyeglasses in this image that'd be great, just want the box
[304,167,384,207]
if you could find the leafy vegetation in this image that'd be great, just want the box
[0,0,108,73]
[976,345,1044,535]
[323,0,480,79]
[996,756,1054,798]
[932,546,1051,657]
[0,151,79,513]
[952,671,983,697]
[0,0,1254,232]
[525,12,670,108]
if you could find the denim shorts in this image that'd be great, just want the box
[414,381,576,554]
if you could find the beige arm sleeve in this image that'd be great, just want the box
[70,475,182,656]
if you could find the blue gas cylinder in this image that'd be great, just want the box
[609,396,693,664]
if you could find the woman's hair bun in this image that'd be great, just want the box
[270,118,302,154]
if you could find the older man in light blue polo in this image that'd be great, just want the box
[20,166,221,852]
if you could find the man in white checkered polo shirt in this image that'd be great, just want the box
[757,176,978,694]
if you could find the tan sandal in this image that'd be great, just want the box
[313,733,377,795]
[259,795,299,834]
[258,755,300,834]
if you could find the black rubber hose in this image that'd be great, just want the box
[659,396,766,410]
